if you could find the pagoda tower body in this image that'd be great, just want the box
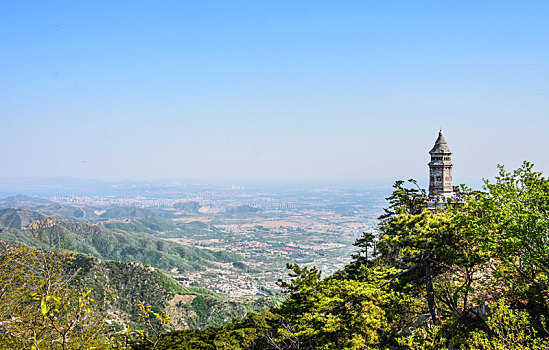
[428,130,453,199]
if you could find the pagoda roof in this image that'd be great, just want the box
[429,130,452,154]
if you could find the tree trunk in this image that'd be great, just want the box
[425,262,440,325]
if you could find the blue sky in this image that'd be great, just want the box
[1,1,548,185]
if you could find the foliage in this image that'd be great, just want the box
[378,162,549,346]
[111,301,172,350]
[151,162,549,349]
[0,218,242,273]
[472,162,549,315]
[2,162,549,349]
[274,264,412,349]
[0,221,108,349]
[397,324,448,350]
[467,299,549,350]
[0,219,253,348]
[133,310,276,350]
[70,252,267,331]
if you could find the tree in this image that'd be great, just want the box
[468,299,549,350]
[0,220,108,349]
[143,162,549,349]
[112,301,172,350]
[273,263,411,349]
[474,162,549,318]
[372,162,549,345]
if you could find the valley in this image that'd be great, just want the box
[0,183,388,299]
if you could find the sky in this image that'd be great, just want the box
[1,1,548,187]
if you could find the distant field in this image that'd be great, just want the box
[164,237,227,251]
[172,217,212,223]
[246,219,304,228]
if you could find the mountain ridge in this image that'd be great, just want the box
[0,208,46,229]
[0,214,242,273]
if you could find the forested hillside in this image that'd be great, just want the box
[0,218,241,272]
[1,162,548,349]
[0,240,272,348]
[148,162,549,349]
[72,254,270,330]
[0,208,46,228]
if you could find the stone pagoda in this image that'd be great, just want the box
[428,130,453,199]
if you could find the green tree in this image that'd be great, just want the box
[142,162,549,349]
[373,182,485,329]
[0,220,108,349]
[468,299,549,350]
[274,263,411,349]
[111,301,172,349]
[472,162,549,318]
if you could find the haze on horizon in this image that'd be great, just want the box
[1,1,548,186]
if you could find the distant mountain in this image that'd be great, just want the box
[0,196,91,221]
[103,216,175,234]
[0,194,180,223]
[226,205,260,214]
[96,206,176,221]
[173,201,201,213]
[0,208,45,229]
[0,195,56,209]
[0,218,241,273]
[37,205,177,223]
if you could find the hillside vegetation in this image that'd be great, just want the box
[0,208,46,228]
[0,239,270,349]
[147,162,549,349]
[102,216,176,234]
[0,218,242,272]
[2,162,548,349]
[72,254,269,330]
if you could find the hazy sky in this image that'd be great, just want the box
[1,1,548,185]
